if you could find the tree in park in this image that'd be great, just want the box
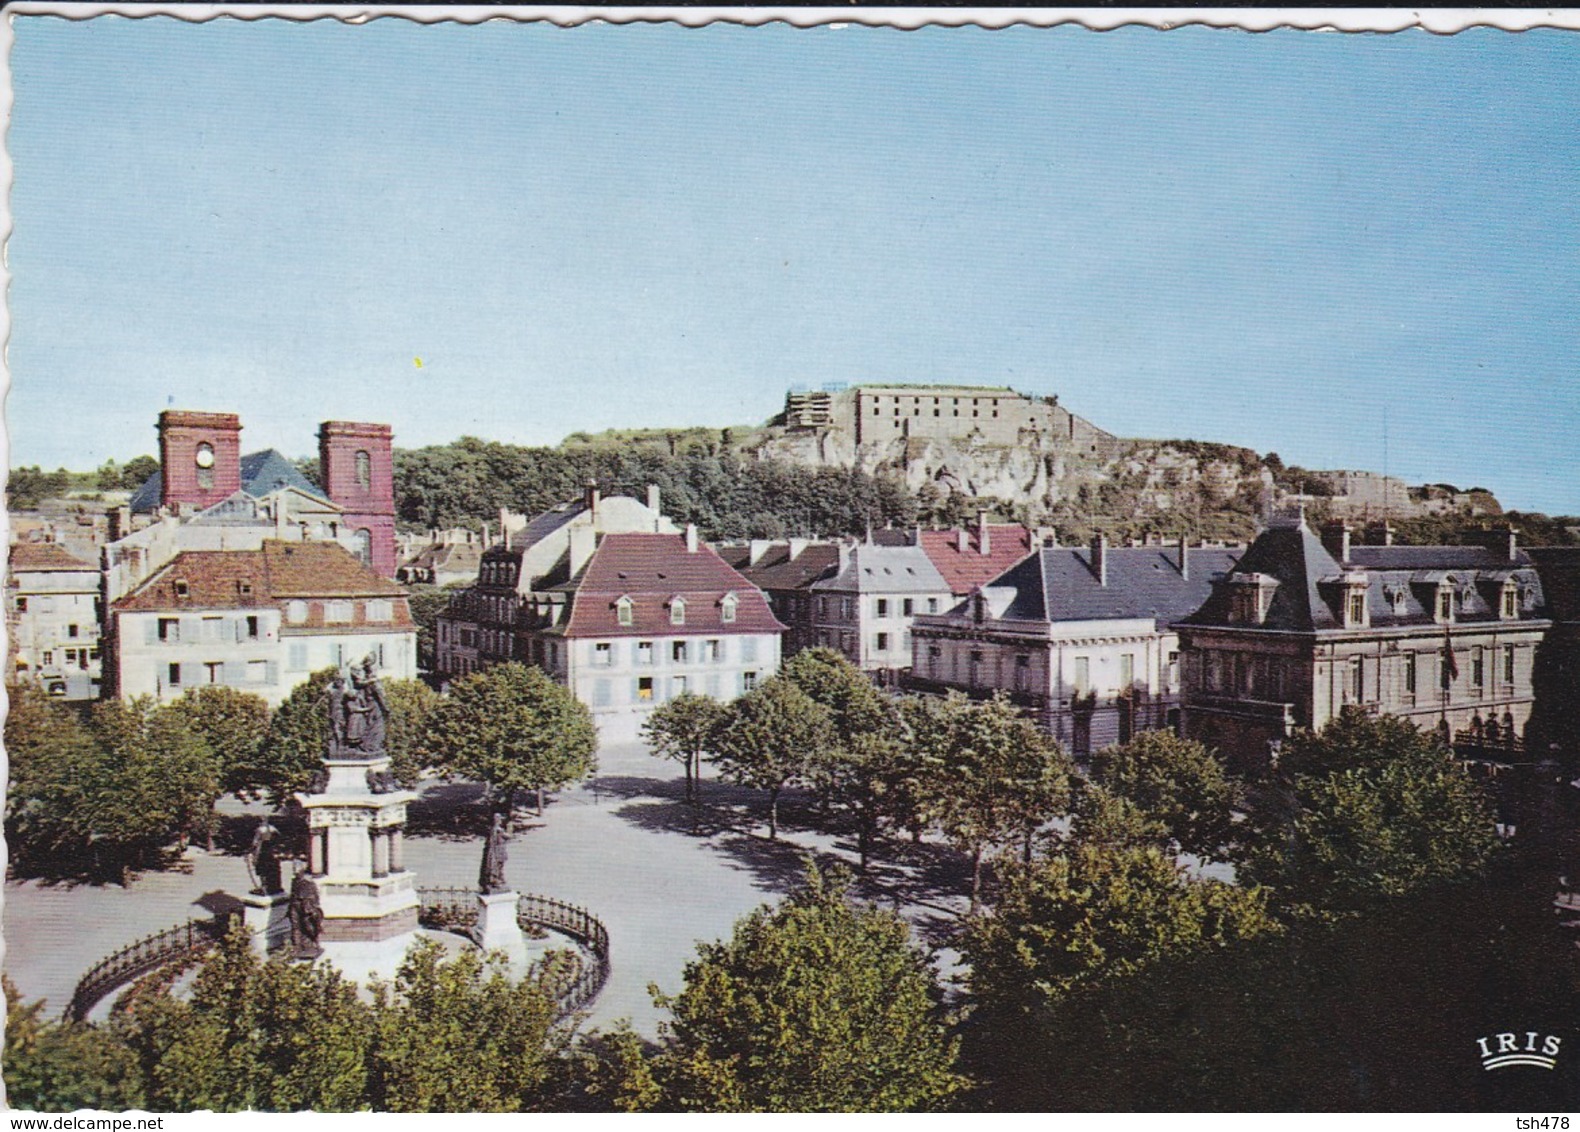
[633,864,965,1112]
[424,663,598,816]
[909,692,1073,905]
[1088,730,1240,861]
[4,977,139,1112]
[961,840,1280,1023]
[169,684,271,817]
[1238,707,1498,916]
[642,691,727,804]
[779,647,901,822]
[258,669,441,802]
[708,676,834,840]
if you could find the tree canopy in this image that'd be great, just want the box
[424,663,598,815]
[641,691,727,804]
[639,864,965,1112]
[708,677,834,839]
[1088,730,1239,861]
[1239,707,1498,915]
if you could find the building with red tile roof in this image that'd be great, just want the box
[917,518,1037,596]
[519,528,785,740]
[7,542,102,699]
[108,540,415,705]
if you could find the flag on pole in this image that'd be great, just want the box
[1441,629,1459,689]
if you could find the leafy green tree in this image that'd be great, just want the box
[961,841,1280,1021]
[256,668,340,804]
[424,663,598,816]
[368,941,573,1112]
[641,691,727,804]
[120,454,159,491]
[780,647,899,820]
[648,864,965,1112]
[1239,707,1498,915]
[170,685,272,810]
[4,978,139,1112]
[909,693,1073,904]
[708,677,834,840]
[1089,730,1240,861]
[382,677,441,787]
[108,926,374,1111]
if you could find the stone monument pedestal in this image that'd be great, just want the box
[295,755,421,982]
[474,890,529,968]
[241,891,291,957]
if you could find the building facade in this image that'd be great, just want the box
[910,537,1238,756]
[434,483,677,682]
[109,540,416,706]
[7,542,103,699]
[807,542,954,677]
[518,529,785,741]
[721,539,841,657]
[1176,518,1550,773]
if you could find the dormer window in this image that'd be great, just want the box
[720,593,738,624]
[1227,574,1277,626]
[1435,583,1455,624]
[669,597,686,626]
[1341,575,1369,629]
[1500,580,1520,620]
[616,596,634,627]
[173,579,190,598]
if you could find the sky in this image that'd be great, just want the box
[7,16,1580,513]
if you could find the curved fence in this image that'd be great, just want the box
[65,917,227,1022]
[417,887,611,1016]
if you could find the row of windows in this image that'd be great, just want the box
[164,658,279,689]
[593,637,760,666]
[590,670,760,707]
[285,641,391,673]
[38,646,99,668]
[615,594,737,627]
[817,595,940,621]
[285,599,394,625]
[1193,645,1522,703]
[14,594,99,615]
[155,614,262,644]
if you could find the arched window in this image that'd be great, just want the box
[355,450,372,491]
[669,597,686,626]
[720,593,738,624]
[352,528,372,565]
[616,596,634,627]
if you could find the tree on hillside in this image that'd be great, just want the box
[1239,707,1498,916]
[642,692,727,804]
[909,693,1073,905]
[424,663,598,817]
[1088,730,1240,861]
[631,864,965,1112]
[708,677,834,840]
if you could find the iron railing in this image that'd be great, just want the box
[65,917,226,1021]
[417,887,610,1016]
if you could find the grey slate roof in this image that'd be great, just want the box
[986,545,1241,625]
[1178,518,1547,631]
[811,544,949,595]
[128,449,324,512]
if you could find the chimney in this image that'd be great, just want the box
[1320,521,1350,564]
[481,520,492,548]
[837,541,851,574]
[788,537,810,560]
[1090,533,1108,587]
[957,527,970,553]
[584,479,601,516]
[1382,522,1395,547]
[685,523,699,553]
[108,505,132,543]
[977,511,991,556]
[749,538,774,567]
[568,524,596,578]
[1177,534,1189,580]
[1507,525,1519,562]
[909,526,923,547]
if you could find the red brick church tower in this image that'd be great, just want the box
[318,421,397,578]
[157,410,242,512]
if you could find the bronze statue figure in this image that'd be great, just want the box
[479,812,509,895]
[288,871,324,958]
[245,817,283,895]
[343,657,389,757]
[322,672,349,759]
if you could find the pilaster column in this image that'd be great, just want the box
[389,826,404,872]
[371,827,390,877]
[309,829,325,875]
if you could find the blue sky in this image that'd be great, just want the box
[8,17,1580,512]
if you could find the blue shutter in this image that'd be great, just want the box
[181,662,201,686]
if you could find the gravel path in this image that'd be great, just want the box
[4,739,972,1037]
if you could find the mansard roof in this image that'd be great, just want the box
[812,544,949,595]
[113,540,406,612]
[1178,518,1548,632]
[978,544,1240,626]
[726,543,843,593]
[556,533,784,638]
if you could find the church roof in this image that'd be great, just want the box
[128,449,324,513]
